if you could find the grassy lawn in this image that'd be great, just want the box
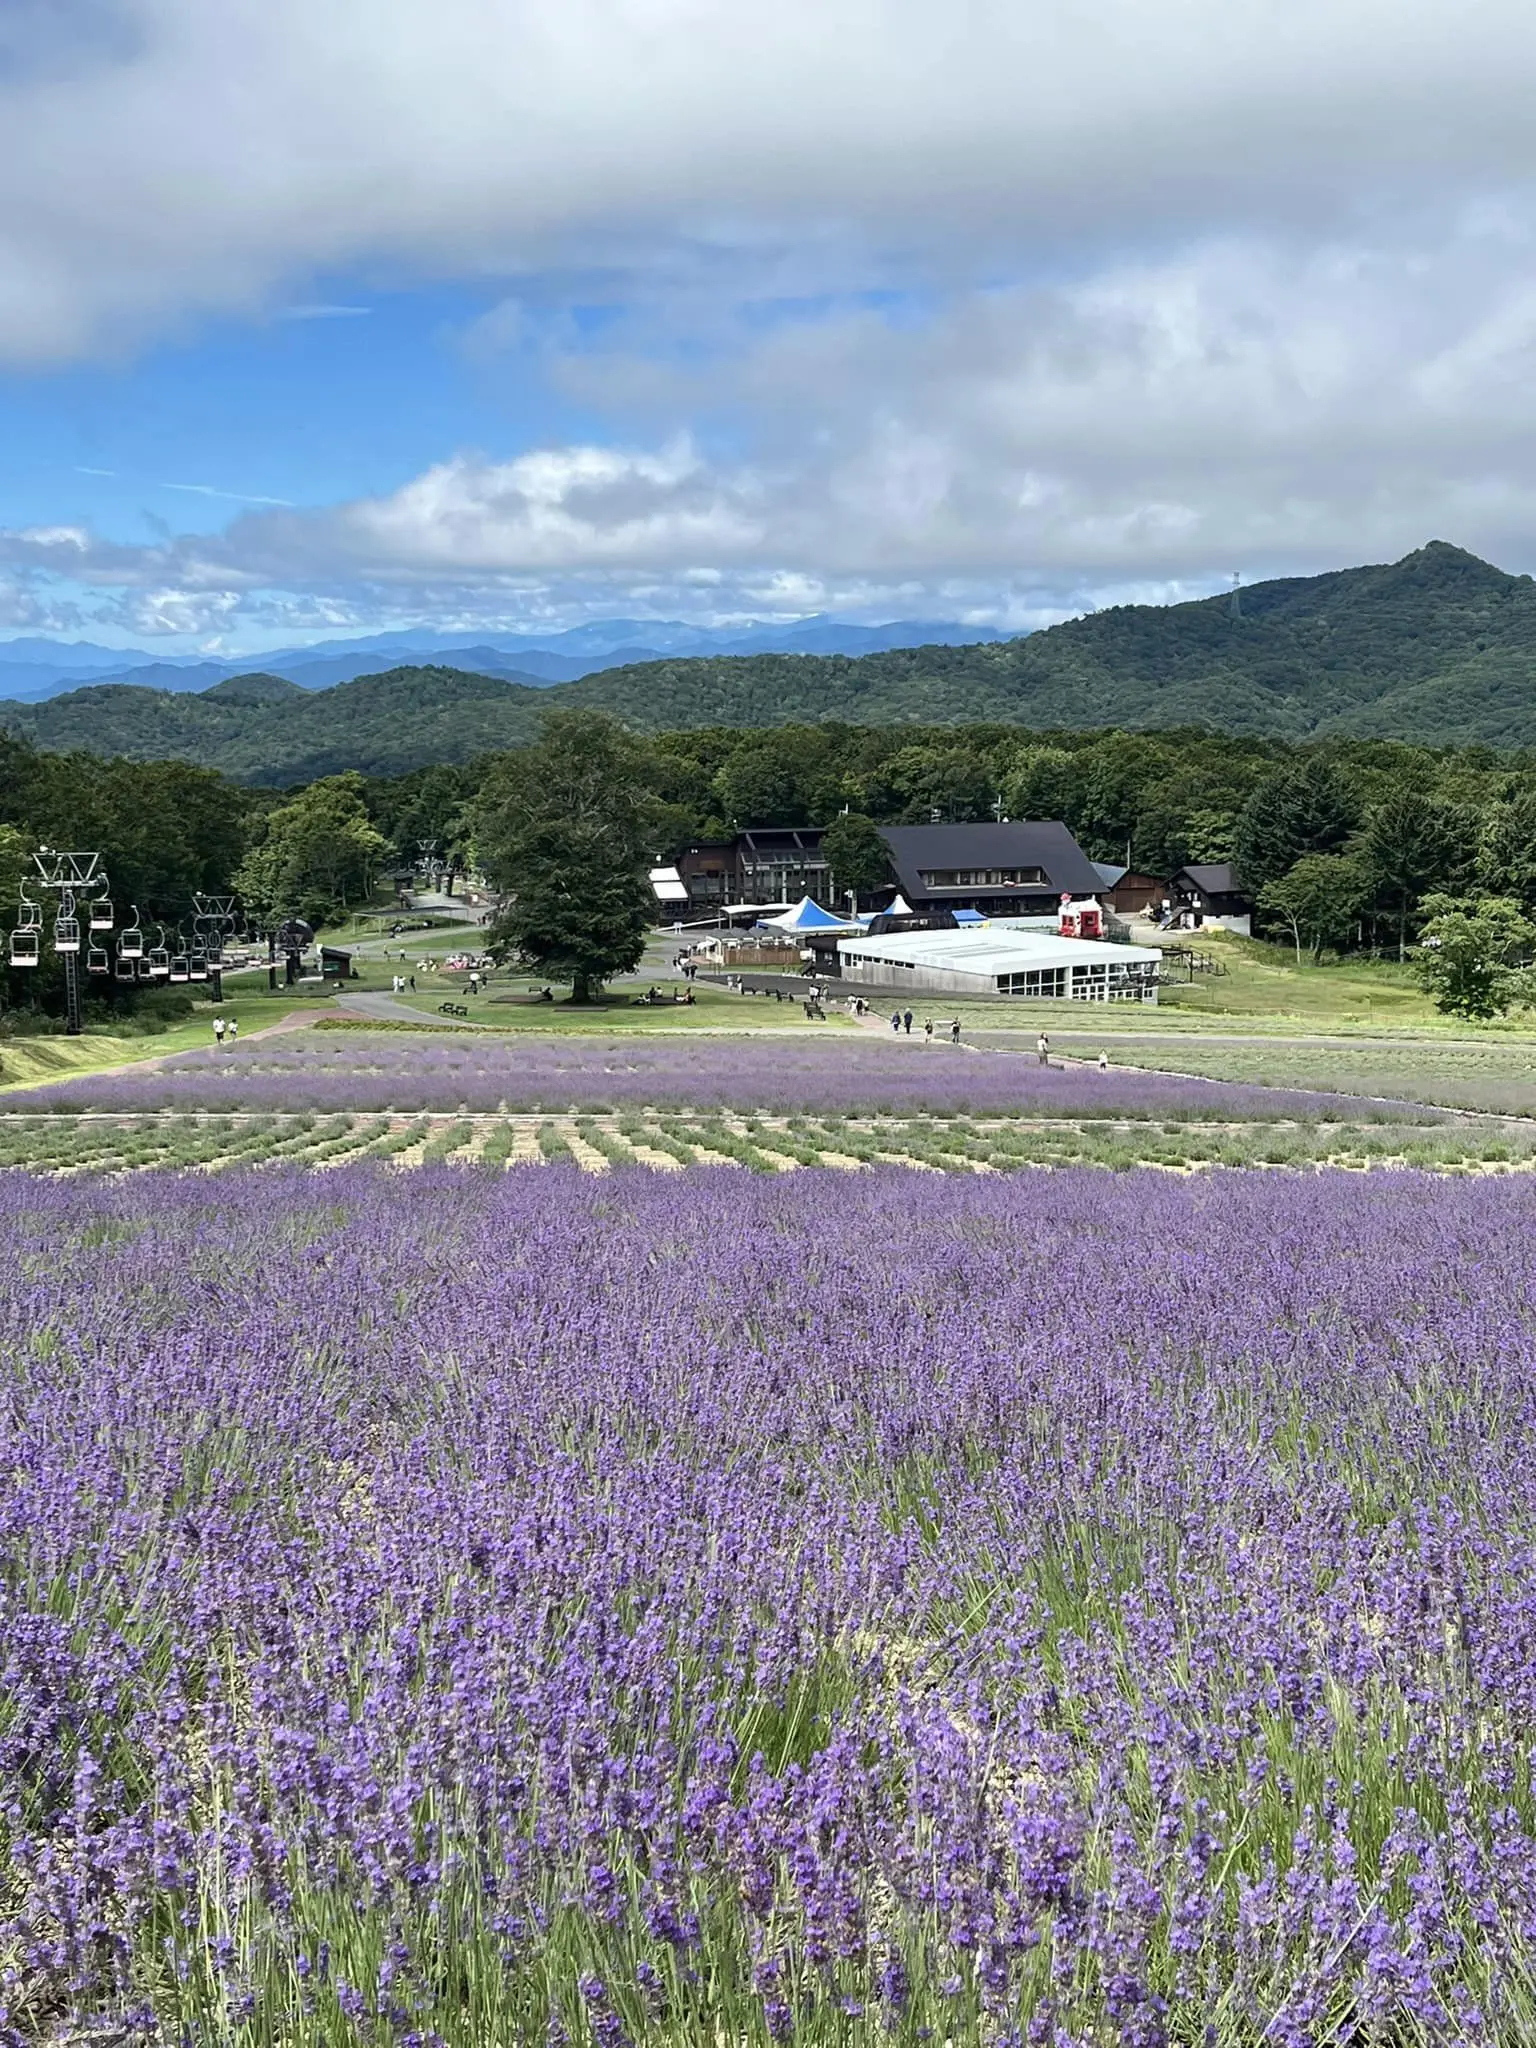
[14,918,1536,1096]
[1059,1036,1536,1115]
[376,980,852,1030]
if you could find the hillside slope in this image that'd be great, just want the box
[2,667,549,781]
[5,542,1535,780]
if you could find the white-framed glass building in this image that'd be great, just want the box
[835,928,1163,1002]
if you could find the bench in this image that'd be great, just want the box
[438,1001,470,1017]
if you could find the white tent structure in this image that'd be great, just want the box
[649,865,689,907]
[762,896,863,935]
[837,926,1163,1002]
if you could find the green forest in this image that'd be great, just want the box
[7,542,1536,783]
[5,708,1536,1012]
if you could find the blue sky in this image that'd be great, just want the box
[2,0,1535,654]
[0,282,604,543]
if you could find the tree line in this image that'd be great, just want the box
[7,716,1536,1018]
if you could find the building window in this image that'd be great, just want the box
[918,867,1048,889]
[997,966,1068,997]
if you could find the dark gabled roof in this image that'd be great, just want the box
[1092,861,1129,888]
[739,827,825,852]
[1173,863,1246,896]
[879,821,1102,899]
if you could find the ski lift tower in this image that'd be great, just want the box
[192,893,237,1003]
[29,848,108,1036]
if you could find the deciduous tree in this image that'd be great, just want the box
[1257,854,1369,964]
[1415,894,1536,1019]
[820,812,891,904]
[473,713,658,1005]
[234,775,388,931]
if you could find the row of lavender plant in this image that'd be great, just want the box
[1,1162,1532,2043]
[1,1030,1444,1121]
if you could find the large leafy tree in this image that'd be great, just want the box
[473,713,658,1005]
[820,812,891,905]
[0,824,28,937]
[1257,854,1369,964]
[234,775,388,931]
[1415,894,1536,1019]
[1232,756,1359,894]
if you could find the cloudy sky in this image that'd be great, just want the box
[2,0,1535,651]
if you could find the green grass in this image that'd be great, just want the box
[384,981,850,1032]
[1064,1036,1536,1116]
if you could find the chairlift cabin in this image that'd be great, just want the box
[148,945,170,979]
[137,959,156,983]
[118,923,143,960]
[203,938,223,966]
[115,955,137,983]
[89,895,114,932]
[189,951,208,981]
[169,952,189,983]
[8,927,39,968]
[87,945,110,975]
[54,913,80,954]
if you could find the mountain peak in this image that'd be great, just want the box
[1375,540,1516,595]
[202,671,306,705]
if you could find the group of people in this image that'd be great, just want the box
[889,1009,963,1046]
[390,973,418,994]
[210,1015,239,1047]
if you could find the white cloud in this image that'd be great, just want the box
[1,0,1535,362]
[16,211,1533,627]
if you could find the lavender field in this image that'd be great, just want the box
[4,1161,1535,2044]
[1,1029,1442,1121]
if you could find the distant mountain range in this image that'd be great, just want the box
[4,544,1535,783]
[0,616,1009,703]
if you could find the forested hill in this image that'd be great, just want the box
[7,542,1536,782]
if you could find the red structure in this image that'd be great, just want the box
[1058,896,1104,940]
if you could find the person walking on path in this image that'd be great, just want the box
[213,1015,226,1048]
[1037,1032,1050,1066]
[228,1017,238,1042]
[950,1018,961,1045]
[924,1019,934,1045]
[1098,1049,1109,1071]
[891,1010,901,1033]
[902,1009,913,1035]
